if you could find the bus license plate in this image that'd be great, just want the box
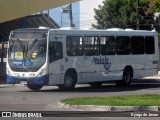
[20,81,27,85]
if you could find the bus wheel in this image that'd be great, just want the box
[115,70,131,86]
[27,84,43,91]
[89,82,102,88]
[58,72,76,90]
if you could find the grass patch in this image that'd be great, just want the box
[61,94,160,106]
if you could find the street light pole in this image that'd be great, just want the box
[69,4,74,27]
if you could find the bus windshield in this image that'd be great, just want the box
[8,37,47,72]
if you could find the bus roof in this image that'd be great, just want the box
[12,28,158,36]
[51,27,158,36]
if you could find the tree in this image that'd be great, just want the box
[151,0,160,31]
[151,0,160,46]
[152,0,160,12]
[92,0,152,30]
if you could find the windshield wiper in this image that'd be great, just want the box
[29,39,38,50]
[25,39,38,57]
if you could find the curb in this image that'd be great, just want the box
[132,76,160,83]
[135,79,160,83]
[0,84,25,88]
[57,102,160,112]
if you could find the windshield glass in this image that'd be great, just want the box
[8,38,47,71]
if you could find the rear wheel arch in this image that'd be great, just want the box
[115,65,133,86]
[65,68,77,82]
[123,65,133,78]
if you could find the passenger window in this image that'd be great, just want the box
[101,36,116,55]
[116,36,130,55]
[49,41,63,63]
[131,36,144,54]
[66,36,83,56]
[145,36,155,54]
[84,36,100,56]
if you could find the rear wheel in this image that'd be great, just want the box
[115,70,131,86]
[27,84,43,91]
[58,72,76,90]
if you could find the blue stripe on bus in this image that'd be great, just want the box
[7,75,49,85]
[7,75,14,84]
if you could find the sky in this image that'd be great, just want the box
[47,0,103,28]
[79,0,103,28]
[48,2,80,28]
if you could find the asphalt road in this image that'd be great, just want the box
[1,81,160,110]
[1,79,160,119]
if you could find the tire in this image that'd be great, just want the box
[89,82,102,88]
[115,70,131,86]
[58,72,76,90]
[27,84,43,91]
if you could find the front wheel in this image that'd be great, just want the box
[58,72,76,90]
[115,70,131,86]
[27,84,43,91]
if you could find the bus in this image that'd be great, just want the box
[6,27,159,90]
[0,41,8,81]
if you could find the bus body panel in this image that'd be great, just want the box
[48,34,64,85]
[99,55,117,81]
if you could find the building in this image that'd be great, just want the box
[0,0,80,23]
[148,0,155,13]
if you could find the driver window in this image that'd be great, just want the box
[49,41,63,63]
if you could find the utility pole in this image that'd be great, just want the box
[61,4,74,27]
[69,4,74,27]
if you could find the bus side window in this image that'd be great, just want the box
[66,36,83,56]
[131,36,144,55]
[49,41,63,63]
[116,36,130,55]
[145,36,155,54]
[100,36,116,55]
[84,36,100,56]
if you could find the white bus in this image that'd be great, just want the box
[6,27,159,90]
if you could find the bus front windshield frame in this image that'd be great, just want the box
[8,38,47,71]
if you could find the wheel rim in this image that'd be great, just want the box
[64,76,74,88]
[124,72,130,84]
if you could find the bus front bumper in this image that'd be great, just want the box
[7,75,49,85]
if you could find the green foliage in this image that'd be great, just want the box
[93,0,152,30]
[152,0,160,12]
[151,0,160,32]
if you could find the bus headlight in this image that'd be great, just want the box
[7,68,12,76]
[38,69,46,76]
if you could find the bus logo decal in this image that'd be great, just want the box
[92,56,111,70]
